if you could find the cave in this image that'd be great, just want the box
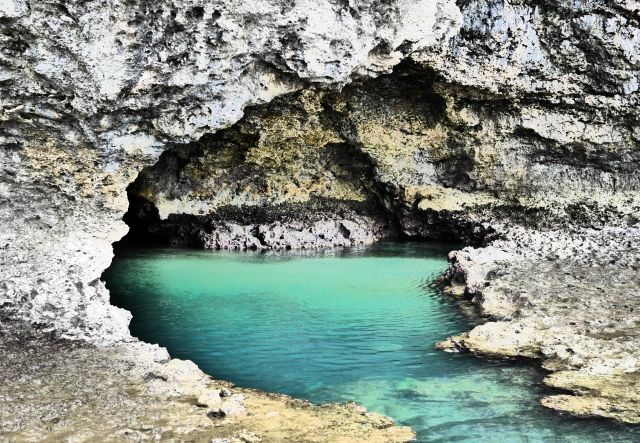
[99,60,640,441]
[116,61,497,252]
[3,0,640,440]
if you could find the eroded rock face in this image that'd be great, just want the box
[0,335,414,442]
[0,0,460,341]
[2,0,640,429]
[438,224,640,423]
[130,55,639,244]
[123,1,640,425]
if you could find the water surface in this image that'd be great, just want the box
[104,243,639,442]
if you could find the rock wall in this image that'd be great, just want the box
[2,0,640,425]
[120,1,640,422]
[130,51,640,245]
[0,0,460,341]
[413,0,640,227]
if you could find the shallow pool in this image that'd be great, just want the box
[104,242,639,442]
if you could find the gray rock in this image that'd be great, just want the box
[198,218,381,250]
[439,224,640,422]
[0,0,459,341]
[2,0,640,428]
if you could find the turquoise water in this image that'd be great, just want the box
[104,243,639,442]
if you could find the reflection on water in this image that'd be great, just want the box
[104,242,639,442]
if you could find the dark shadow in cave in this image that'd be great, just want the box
[114,58,485,251]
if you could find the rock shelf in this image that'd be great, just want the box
[439,225,640,423]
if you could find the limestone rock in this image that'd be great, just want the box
[439,224,640,422]
[0,0,460,341]
[2,0,640,429]
[198,218,382,250]
[0,336,414,441]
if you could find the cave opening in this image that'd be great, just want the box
[114,59,484,252]
[105,208,631,443]
[102,58,640,442]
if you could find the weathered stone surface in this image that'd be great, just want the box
[198,218,383,250]
[0,334,414,442]
[2,0,640,432]
[124,89,393,249]
[542,371,640,424]
[437,224,640,422]
[130,44,640,245]
[0,0,460,341]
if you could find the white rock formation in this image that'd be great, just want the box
[0,0,460,341]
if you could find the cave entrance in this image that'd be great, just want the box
[101,59,636,442]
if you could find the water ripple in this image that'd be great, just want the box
[104,242,640,443]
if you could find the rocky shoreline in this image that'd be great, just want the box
[437,224,640,423]
[0,331,414,442]
[197,217,382,251]
[122,197,393,251]
[3,224,639,440]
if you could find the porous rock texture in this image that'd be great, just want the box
[126,0,640,424]
[438,224,640,423]
[0,0,460,341]
[1,0,640,437]
[0,334,414,442]
[0,0,456,440]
